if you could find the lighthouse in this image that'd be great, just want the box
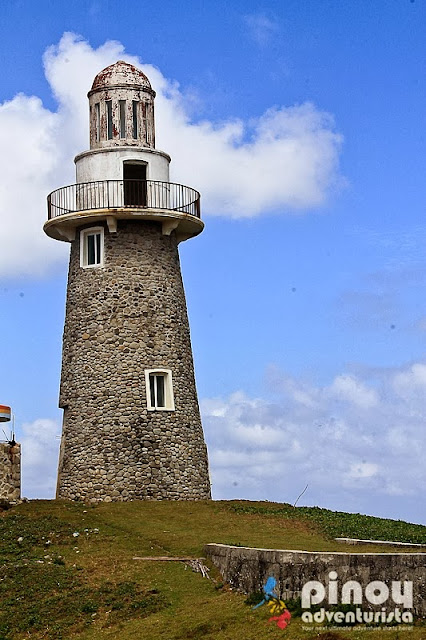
[44,61,211,502]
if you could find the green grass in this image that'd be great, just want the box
[0,499,424,640]
[0,567,167,638]
[227,501,426,544]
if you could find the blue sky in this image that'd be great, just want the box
[1,0,425,524]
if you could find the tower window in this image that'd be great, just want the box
[145,369,175,411]
[132,101,138,139]
[80,227,104,268]
[119,100,126,138]
[106,100,113,140]
[95,103,100,142]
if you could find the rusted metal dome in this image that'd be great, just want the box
[90,60,153,93]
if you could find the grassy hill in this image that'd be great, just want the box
[0,499,424,640]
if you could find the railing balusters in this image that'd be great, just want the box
[47,180,200,220]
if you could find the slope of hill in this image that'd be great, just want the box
[0,499,424,639]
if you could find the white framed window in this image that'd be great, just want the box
[145,369,175,411]
[80,227,104,268]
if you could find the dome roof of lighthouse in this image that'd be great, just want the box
[90,60,152,92]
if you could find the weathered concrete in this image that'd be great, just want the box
[88,60,156,149]
[75,147,170,184]
[205,543,426,618]
[0,443,21,501]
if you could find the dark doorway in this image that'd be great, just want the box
[123,163,147,206]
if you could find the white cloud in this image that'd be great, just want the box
[243,12,279,46]
[0,32,343,278]
[0,94,65,278]
[19,418,61,498]
[162,102,343,215]
[327,374,379,409]
[392,363,426,400]
[201,362,426,522]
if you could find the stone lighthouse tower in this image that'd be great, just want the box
[44,61,211,502]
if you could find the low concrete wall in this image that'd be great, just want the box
[0,443,21,501]
[205,543,426,618]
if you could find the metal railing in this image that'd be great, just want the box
[47,180,201,219]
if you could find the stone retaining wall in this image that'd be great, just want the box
[0,443,21,501]
[205,543,426,618]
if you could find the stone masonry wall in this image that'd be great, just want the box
[57,220,211,501]
[0,443,21,501]
[205,544,426,618]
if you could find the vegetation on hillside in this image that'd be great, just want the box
[0,500,424,640]
[227,502,426,544]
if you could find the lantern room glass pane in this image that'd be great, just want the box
[141,102,148,143]
[132,101,138,139]
[106,100,113,139]
[95,103,100,141]
[119,100,126,138]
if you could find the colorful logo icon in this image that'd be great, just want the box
[253,576,291,630]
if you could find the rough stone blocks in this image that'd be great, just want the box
[0,442,21,502]
[57,220,211,502]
